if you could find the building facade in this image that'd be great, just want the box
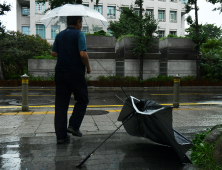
[17,0,188,44]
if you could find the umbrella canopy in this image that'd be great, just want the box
[118,96,193,164]
[40,4,107,28]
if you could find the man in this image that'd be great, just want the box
[51,16,92,144]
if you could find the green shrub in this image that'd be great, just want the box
[1,31,52,76]
[180,75,196,81]
[190,128,222,170]
[97,75,109,81]
[33,55,57,59]
[123,76,138,82]
[159,34,188,41]
[85,30,111,36]
[145,75,174,81]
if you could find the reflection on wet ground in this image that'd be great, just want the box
[0,133,194,170]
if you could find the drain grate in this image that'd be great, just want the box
[85,110,109,115]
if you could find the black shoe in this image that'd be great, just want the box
[67,126,82,137]
[57,134,70,144]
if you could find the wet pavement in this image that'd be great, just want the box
[0,105,222,169]
[1,87,222,169]
[1,87,222,106]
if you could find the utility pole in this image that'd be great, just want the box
[139,0,143,80]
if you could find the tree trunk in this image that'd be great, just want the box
[0,41,5,80]
[139,0,143,80]
[195,0,200,80]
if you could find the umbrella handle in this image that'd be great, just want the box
[76,154,91,167]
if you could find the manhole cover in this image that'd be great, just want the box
[85,110,108,115]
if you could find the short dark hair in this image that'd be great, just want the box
[67,16,82,26]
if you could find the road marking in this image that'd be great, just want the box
[17,112,33,115]
[151,93,214,95]
[1,107,222,115]
[0,102,222,109]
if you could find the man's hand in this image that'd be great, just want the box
[87,66,92,74]
[51,51,58,57]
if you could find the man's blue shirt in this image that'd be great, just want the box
[52,31,87,52]
[52,27,87,75]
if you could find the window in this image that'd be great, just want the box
[22,27,30,35]
[83,4,89,7]
[158,10,165,21]
[134,8,140,16]
[107,29,113,36]
[107,6,116,19]
[36,25,45,38]
[22,7,30,16]
[158,31,165,39]
[82,26,89,34]
[170,11,177,22]
[116,61,124,77]
[169,31,177,35]
[51,25,60,39]
[146,9,153,17]
[159,62,167,76]
[92,25,103,32]
[94,5,102,14]
[36,2,45,13]
[181,0,188,3]
[170,0,177,2]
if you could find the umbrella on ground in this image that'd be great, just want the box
[118,96,193,164]
[40,4,107,28]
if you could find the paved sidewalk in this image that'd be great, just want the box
[0,105,222,169]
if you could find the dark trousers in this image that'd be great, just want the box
[54,71,88,140]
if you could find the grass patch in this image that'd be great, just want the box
[190,128,222,170]
[33,55,57,59]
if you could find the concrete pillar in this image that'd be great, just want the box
[21,74,29,111]
[173,75,180,108]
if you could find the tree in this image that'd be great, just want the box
[109,3,158,80]
[0,2,11,80]
[37,0,99,11]
[185,0,207,80]
[186,23,222,39]
[207,0,222,13]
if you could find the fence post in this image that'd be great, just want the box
[21,74,29,111]
[173,75,181,108]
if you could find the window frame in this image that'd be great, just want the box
[158,10,165,22]
[170,11,177,23]
[94,5,103,15]
[36,24,45,39]
[36,2,45,14]
[107,6,116,19]
[169,31,177,36]
[22,26,30,35]
[82,26,89,34]
[146,9,153,17]
[158,30,165,39]
[51,25,60,39]
[22,6,30,16]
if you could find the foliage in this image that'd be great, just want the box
[145,75,174,82]
[85,30,111,36]
[1,31,52,76]
[159,34,188,41]
[200,50,222,81]
[33,55,57,59]
[96,75,197,82]
[186,23,222,40]
[0,2,11,38]
[28,74,55,81]
[207,0,222,13]
[116,34,136,42]
[180,75,196,81]
[37,0,99,11]
[201,38,222,53]
[190,128,222,170]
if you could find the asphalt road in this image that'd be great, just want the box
[0,87,222,106]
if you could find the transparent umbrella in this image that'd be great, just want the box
[40,4,107,28]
